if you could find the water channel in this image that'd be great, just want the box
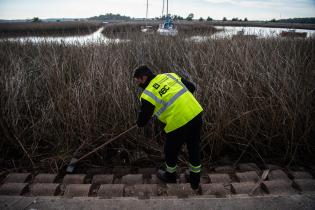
[1,25,314,45]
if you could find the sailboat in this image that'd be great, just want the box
[157,0,178,36]
[141,0,154,33]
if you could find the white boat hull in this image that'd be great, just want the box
[157,28,178,36]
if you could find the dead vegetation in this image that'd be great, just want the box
[0,32,314,172]
[0,21,102,37]
[102,22,219,38]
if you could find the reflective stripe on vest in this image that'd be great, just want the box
[155,87,187,117]
[143,89,165,105]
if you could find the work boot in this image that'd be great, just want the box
[156,169,177,183]
[184,169,201,190]
[192,184,202,195]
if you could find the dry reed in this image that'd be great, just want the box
[0,21,102,37]
[0,27,314,172]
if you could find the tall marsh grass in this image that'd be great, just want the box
[0,21,102,37]
[0,32,314,171]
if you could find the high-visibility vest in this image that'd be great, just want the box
[140,73,203,133]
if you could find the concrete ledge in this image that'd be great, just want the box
[0,194,314,210]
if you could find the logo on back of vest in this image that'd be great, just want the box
[153,83,160,89]
[159,85,170,97]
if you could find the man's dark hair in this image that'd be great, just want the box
[133,65,155,78]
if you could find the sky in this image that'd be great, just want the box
[0,0,314,20]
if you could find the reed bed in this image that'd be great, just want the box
[0,21,102,37]
[0,30,314,172]
[102,22,219,38]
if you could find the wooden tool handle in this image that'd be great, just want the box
[76,125,137,163]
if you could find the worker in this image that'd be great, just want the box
[133,65,203,191]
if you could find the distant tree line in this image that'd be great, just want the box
[89,13,131,21]
[156,15,185,20]
[87,13,314,24]
[273,17,315,24]
[32,17,41,22]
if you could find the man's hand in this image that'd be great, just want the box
[136,99,155,127]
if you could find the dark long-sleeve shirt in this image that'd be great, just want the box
[137,78,196,127]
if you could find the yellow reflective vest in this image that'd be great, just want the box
[140,73,203,133]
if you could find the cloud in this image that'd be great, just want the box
[203,0,313,9]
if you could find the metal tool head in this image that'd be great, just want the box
[66,158,78,173]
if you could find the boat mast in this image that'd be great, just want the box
[146,0,148,27]
[162,0,165,17]
[167,0,169,17]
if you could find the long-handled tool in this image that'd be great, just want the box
[66,125,137,173]
[249,169,270,196]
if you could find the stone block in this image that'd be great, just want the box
[4,173,31,183]
[201,174,210,184]
[262,180,296,195]
[231,182,263,195]
[238,163,260,172]
[265,164,282,170]
[149,175,164,184]
[289,172,313,180]
[97,184,124,198]
[214,166,235,173]
[268,170,290,181]
[113,167,130,176]
[0,183,29,195]
[30,183,60,196]
[137,168,156,175]
[209,173,231,183]
[293,179,315,192]
[121,174,143,185]
[167,184,195,197]
[92,175,113,184]
[236,171,259,182]
[33,173,57,183]
[201,183,228,197]
[63,184,92,197]
[63,174,86,184]
[125,184,158,198]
